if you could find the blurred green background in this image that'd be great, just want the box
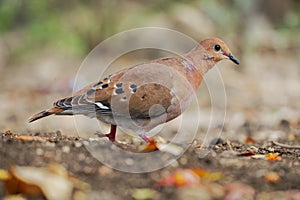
[0,0,299,135]
[1,0,299,64]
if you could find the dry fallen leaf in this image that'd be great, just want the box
[266,153,281,161]
[245,136,256,144]
[4,130,12,136]
[98,165,113,176]
[159,169,199,187]
[251,154,266,159]
[132,188,158,200]
[238,150,256,157]
[159,168,221,187]
[12,135,47,142]
[264,171,281,183]
[224,182,255,200]
[1,164,90,200]
[191,168,221,181]
[141,136,183,155]
[141,137,159,152]
[0,169,10,180]
[156,142,183,156]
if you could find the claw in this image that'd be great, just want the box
[94,132,114,141]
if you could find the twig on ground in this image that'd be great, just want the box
[271,141,300,149]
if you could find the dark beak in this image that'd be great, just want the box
[228,54,239,65]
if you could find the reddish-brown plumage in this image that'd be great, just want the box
[29,38,239,141]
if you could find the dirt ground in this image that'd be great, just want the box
[0,118,300,199]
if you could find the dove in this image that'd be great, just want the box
[29,37,239,142]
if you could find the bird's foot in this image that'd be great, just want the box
[95,125,117,142]
[95,131,115,142]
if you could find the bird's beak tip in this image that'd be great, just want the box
[228,54,239,65]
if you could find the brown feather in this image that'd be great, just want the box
[29,107,64,122]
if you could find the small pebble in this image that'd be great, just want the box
[56,130,62,137]
[170,160,179,167]
[82,140,90,146]
[98,166,113,176]
[62,146,70,153]
[36,148,44,156]
[177,185,212,200]
[74,141,82,148]
[125,158,134,166]
[83,166,93,174]
[224,182,255,200]
[179,156,188,165]
[77,153,86,161]
[45,141,56,147]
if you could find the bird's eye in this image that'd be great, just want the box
[214,44,221,52]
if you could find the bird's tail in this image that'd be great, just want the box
[29,107,65,122]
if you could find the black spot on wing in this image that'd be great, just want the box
[130,83,137,93]
[93,81,103,87]
[87,89,95,96]
[116,83,122,88]
[130,84,137,89]
[102,84,109,89]
[115,88,124,95]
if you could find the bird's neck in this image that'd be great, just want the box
[185,46,216,77]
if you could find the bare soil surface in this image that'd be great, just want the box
[0,123,299,199]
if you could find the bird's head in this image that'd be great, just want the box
[200,37,239,65]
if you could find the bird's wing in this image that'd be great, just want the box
[54,56,191,120]
[85,63,175,119]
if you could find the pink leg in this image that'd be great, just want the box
[140,134,152,143]
[96,125,117,142]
